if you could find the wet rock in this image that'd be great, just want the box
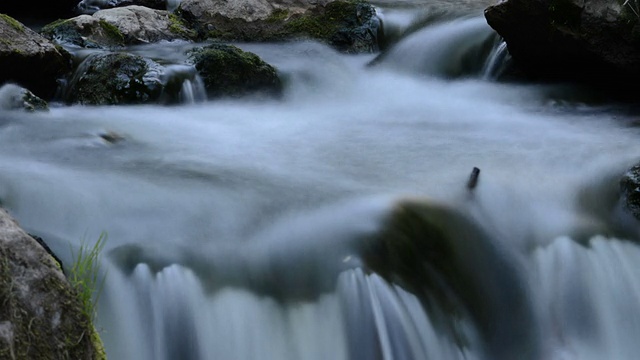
[0,208,105,359]
[0,14,73,100]
[621,164,640,220]
[41,5,196,48]
[64,52,164,105]
[76,0,168,14]
[177,0,381,53]
[188,43,283,98]
[0,83,48,112]
[484,0,640,83]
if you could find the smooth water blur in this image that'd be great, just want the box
[1,7,640,360]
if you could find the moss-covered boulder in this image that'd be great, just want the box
[0,83,48,112]
[485,0,640,83]
[0,208,105,360]
[188,44,283,99]
[177,0,381,53]
[0,14,72,100]
[41,6,196,48]
[64,52,164,105]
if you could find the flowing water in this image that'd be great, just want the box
[2,2,640,359]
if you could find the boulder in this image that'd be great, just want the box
[177,0,381,53]
[621,163,640,220]
[0,14,72,100]
[0,83,48,112]
[188,43,283,98]
[64,52,165,105]
[484,0,640,83]
[41,6,196,48]
[76,0,167,14]
[0,208,105,359]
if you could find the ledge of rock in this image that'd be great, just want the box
[0,208,105,359]
[41,5,196,48]
[484,0,640,83]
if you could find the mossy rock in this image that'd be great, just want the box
[188,44,282,99]
[177,0,381,53]
[41,17,125,48]
[0,208,105,360]
[65,52,164,105]
[0,83,48,112]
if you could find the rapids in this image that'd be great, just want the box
[1,1,640,359]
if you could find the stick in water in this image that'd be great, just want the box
[467,167,480,190]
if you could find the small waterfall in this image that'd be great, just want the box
[158,64,207,105]
[481,39,511,80]
[372,16,497,78]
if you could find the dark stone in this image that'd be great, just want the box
[621,164,640,220]
[188,44,283,99]
[64,52,164,105]
[0,0,78,23]
[484,0,640,83]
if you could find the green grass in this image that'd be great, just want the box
[69,232,107,323]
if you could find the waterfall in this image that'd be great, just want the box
[3,2,640,360]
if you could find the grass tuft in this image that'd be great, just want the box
[69,232,107,323]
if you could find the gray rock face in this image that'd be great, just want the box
[76,0,168,14]
[41,6,195,48]
[177,0,381,53]
[0,208,105,359]
[484,0,640,82]
[0,14,72,99]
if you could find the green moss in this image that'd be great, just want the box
[0,14,25,32]
[284,1,363,40]
[267,8,290,23]
[40,18,71,34]
[99,20,125,44]
[168,13,197,39]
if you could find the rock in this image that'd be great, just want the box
[76,0,167,14]
[484,0,640,83]
[0,83,48,112]
[64,52,165,105]
[41,6,196,48]
[0,208,105,359]
[188,43,283,99]
[177,0,381,53]
[621,164,640,220]
[0,14,73,100]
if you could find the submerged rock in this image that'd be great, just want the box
[188,44,283,98]
[0,14,72,100]
[177,0,381,53]
[0,83,48,112]
[361,199,540,360]
[41,5,196,48]
[65,52,164,105]
[0,208,105,359]
[484,0,640,83]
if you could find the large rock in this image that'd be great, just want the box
[0,83,48,112]
[76,0,168,14]
[64,52,165,105]
[0,14,72,99]
[484,0,640,82]
[188,43,283,98]
[0,208,105,359]
[41,6,196,48]
[177,0,381,53]
[621,163,640,221]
